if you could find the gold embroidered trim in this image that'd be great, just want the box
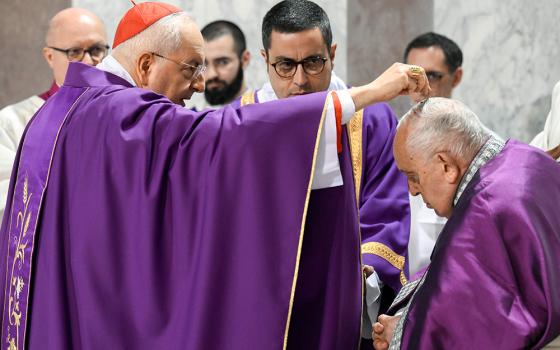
[347,110,363,206]
[282,92,330,350]
[2,89,89,350]
[240,90,255,106]
[361,242,408,285]
[400,271,408,286]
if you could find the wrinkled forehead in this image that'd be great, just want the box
[393,122,417,169]
[176,22,205,63]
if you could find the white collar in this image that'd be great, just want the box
[96,55,137,87]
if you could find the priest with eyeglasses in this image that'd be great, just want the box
[0,7,108,220]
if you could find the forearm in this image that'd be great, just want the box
[349,82,384,112]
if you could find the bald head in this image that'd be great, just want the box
[43,8,108,85]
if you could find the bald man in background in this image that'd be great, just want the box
[0,8,108,219]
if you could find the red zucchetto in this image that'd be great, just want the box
[113,1,182,48]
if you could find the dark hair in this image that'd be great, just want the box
[262,0,332,52]
[404,32,463,72]
[201,20,247,57]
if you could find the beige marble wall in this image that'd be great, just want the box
[0,0,71,107]
[434,0,560,142]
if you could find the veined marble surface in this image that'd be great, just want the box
[74,0,347,94]
[434,0,560,142]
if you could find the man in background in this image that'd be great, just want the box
[403,32,463,276]
[187,20,251,109]
[0,7,108,218]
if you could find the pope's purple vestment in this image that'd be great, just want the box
[400,141,560,349]
[0,63,362,349]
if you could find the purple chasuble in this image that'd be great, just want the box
[400,141,560,349]
[0,63,362,349]
[234,92,410,293]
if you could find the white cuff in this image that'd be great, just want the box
[336,90,357,124]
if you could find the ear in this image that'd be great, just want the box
[260,49,267,62]
[329,43,337,61]
[435,152,461,184]
[241,49,251,69]
[136,52,155,88]
[452,67,463,88]
[43,47,55,69]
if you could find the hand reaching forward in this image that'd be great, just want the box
[372,314,401,350]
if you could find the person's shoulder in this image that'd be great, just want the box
[477,141,559,203]
[0,95,44,124]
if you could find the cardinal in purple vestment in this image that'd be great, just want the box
[373,98,560,350]
[0,3,432,350]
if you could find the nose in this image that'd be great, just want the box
[408,181,421,196]
[292,63,309,87]
[81,51,94,65]
[191,74,205,94]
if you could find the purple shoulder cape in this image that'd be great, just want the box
[401,141,560,349]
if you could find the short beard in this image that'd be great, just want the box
[204,65,244,106]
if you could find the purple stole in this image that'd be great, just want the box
[1,88,88,350]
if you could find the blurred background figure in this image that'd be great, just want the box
[0,7,107,220]
[187,20,250,110]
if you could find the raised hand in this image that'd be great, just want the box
[350,63,431,111]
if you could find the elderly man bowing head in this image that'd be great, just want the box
[373,98,560,350]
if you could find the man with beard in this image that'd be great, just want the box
[187,20,251,109]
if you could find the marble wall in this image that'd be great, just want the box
[434,0,560,142]
[2,0,559,142]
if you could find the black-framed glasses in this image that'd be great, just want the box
[425,71,446,83]
[48,44,109,61]
[270,56,328,78]
[152,52,206,80]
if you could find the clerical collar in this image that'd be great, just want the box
[38,81,60,101]
[96,55,137,87]
[453,135,505,206]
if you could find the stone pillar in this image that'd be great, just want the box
[347,0,433,117]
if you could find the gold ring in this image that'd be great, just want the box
[409,65,424,77]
